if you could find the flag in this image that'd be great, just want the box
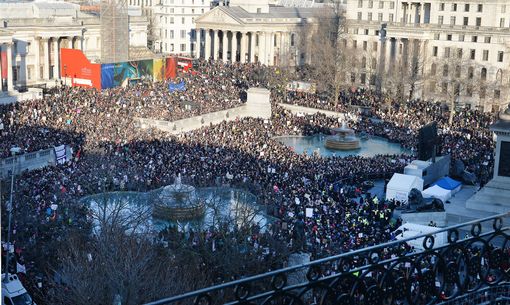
[54,145,67,164]
[168,81,186,92]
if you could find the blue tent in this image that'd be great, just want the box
[433,176,462,192]
[168,81,186,92]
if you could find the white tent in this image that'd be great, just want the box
[394,223,446,250]
[386,173,424,203]
[422,185,451,202]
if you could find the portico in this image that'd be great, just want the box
[195,2,322,66]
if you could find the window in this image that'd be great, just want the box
[444,47,450,58]
[170,43,174,51]
[290,33,295,47]
[485,36,491,43]
[457,48,463,58]
[170,17,174,24]
[468,67,474,79]
[481,68,487,81]
[500,18,506,28]
[350,72,356,83]
[459,34,465,42]
[483,50,489,61]
[181,17,185,24]
[476,17,481,27]
[463,17,468,26]
[27,66,32,80]
[442,82,448,94]
[361,57,367,68]
[477,4,483,12]
[467,86,473,97]
[389,13,394,22]
[439,3,445,11]
[371,57,377,68]
[353,40,357,49]
[274,35,277,47]
[498,51,504,62]
[378,13,383,21]
[433,46,438,56]
[480,86,486,98]
[434,33,440,40]
[495,90,501,99]
[363,41,367,51]
[447,34,452,41]
[464,4,469,12]
[169,30,174,39]
[368,0,373,8]
[452,3,457,11]
[389,1,394,9]
[443,64,449,76]
[360,73,366,84]
[180,30,186,39]
[373,42,378,51]
[256,34,259,46]
[180,43,186,52]
[471,36,478,43]
[379,1,384,9]
[470,49,476,59]
[430,63,437,75]
[364,29,369,35]
[455,65,461,77]
[368,12,372,21]
[450,16,456,25]
[503,5,507,13]
[358,0,363,8]
[257,8,261,13]
[438,16,444,25]
[357,12,362,20]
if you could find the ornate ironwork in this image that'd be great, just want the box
[145,212,510,305]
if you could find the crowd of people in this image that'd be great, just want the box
[0,59,497,303]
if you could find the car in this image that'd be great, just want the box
[2,274,35,305]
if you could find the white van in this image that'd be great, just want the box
[1,274,35,305]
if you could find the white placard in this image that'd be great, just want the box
[306,208,313,218]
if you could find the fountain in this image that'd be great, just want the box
[153,174,205,221]
[324,122,361,150]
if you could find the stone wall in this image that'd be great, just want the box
[0,146,72,179]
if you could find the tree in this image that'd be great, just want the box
[300,4,358,104]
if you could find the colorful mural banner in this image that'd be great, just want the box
[60,49,101,90]
[153,58,165,82]
[101,59,154,89]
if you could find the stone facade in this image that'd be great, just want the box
[345,0,510,111]
[0,1,149,93]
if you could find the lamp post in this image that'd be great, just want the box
[3,146,20,283]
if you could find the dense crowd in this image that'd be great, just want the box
[0,60,497,303]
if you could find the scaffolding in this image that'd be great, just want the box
[100,0,129,63]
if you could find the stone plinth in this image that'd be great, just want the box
[400,211,447,227]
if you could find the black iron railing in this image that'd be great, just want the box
[145,212,510,305]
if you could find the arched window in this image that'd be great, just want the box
[496,68,503,84]
[430,63,436,75]
[481,67,487,81]
[361,57,367,68]
[455,65,461,78]
[468,67,474,79]
[443,64,448,77]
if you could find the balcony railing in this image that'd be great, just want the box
[144,212,509,305]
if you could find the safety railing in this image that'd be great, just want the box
[144,212,509,305]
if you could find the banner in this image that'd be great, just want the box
[168,81,186,92]
[101,59,154,89]
[1,51,7,79]
[153,58,165,82]
[54,145,67,164]
[165,57,177,79]
[101,63,115,89]
[60,49,101,90]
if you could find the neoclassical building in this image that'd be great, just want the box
[345,0,510,111]
[0,1,149,93]
[194,0,324,66]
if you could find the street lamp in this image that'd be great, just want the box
[3,146,20,283]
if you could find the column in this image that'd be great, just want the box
[250,32,256,63]
[6,43,13,91]
[42,39,49,80]
[386,37,394,73]
[231,31,238,63]
[240,32,247,63]
[222,31,228,63]
[205,29,211,60]
[259,32,266,64]
[34,38,40,83]
[267,32,274,66]
[195,29,201,59]
[213,30,219,60]
[52,38,59,79]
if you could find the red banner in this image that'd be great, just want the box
[165,57,177,80]
[1,51,7,79]
[60,48,101,90]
